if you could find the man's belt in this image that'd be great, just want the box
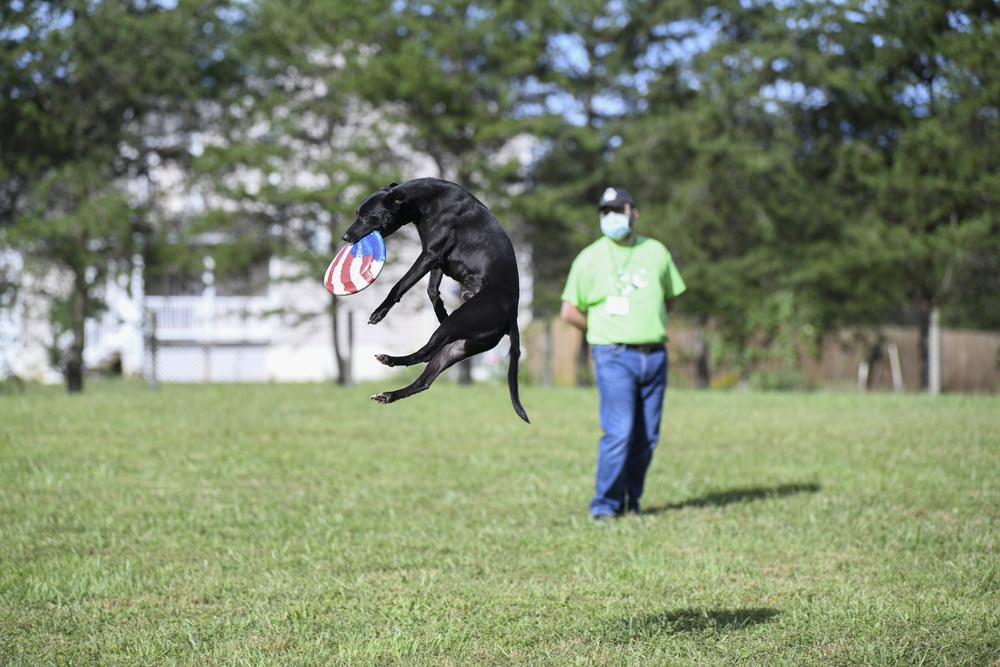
[620,343,664,354]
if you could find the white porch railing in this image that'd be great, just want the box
[144,295,273,343]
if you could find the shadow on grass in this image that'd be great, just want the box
[647,482,821,514]
[609,607,781,640]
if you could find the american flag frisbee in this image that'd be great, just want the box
[324,231,386,295]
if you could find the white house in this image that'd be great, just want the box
[4,58,536,385]
[5,214,532,386]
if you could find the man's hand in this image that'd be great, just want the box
[560,301,588,332]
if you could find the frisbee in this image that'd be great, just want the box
[324,230,386,295]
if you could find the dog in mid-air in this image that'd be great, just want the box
[341,178,530,423]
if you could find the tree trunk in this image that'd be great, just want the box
[65,273,87,393]
[863,332,886,390]
[542,318,553,387]
[693,323,711,389]
[458,358,473,385]
[916,302,932,392]
[576,338,590,387]
[331,295,352,386]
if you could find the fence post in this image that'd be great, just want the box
[888,342,903,392]
[147,310,159,392]
[928,307,941,394]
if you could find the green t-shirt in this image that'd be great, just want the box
[561,235,687,345]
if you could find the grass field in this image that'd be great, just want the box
[2,380,998,666]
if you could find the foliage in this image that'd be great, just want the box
[516,1,713,316]
[591,0,1000,386]
[2,0,999,392]
[2,383,998,664]
[0,0,249,390]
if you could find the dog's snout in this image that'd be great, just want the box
[341,225,361,243]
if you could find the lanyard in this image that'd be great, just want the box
[606,238,636,295]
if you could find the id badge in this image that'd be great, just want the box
[606,295,630,316]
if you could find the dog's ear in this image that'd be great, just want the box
[385,184,406,210]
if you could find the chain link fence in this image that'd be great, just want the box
[143,297,272,386]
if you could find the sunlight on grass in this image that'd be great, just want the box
[2,382,998,665]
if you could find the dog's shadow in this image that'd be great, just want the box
[646,482,821,514]
[609,607,781,640]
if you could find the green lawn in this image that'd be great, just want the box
[2,381,998,666]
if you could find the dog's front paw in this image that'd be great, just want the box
[369,308,388,325]
[370,392,393,404]
[374,354,393,367]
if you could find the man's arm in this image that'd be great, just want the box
[666,297,677,313]
[560,300,587,332]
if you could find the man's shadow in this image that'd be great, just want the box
[645,482,821,514]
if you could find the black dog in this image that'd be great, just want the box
[342,178,529,423]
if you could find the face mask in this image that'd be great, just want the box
[600,211,631,241]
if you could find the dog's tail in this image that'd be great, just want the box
[507,321,530,423]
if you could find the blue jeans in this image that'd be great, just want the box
[590,344,668,517]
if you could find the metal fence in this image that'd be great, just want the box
[143,295,272,385]
[527,319,1000,393]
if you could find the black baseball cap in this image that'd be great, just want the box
[598,186,635,211]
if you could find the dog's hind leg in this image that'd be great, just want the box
[375,309,494,368]
[371,339,472,404]
[374,328,454,368]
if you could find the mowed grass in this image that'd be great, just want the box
[1,380,998,666]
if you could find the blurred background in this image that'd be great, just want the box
[2,0,998,394]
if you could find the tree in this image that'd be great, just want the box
[777,0,1000,387]
[514,1,716,383]
[184,0,402,385]
[640,3,834,386]
[0,0,248,391]
[311,0,559,384]
[602,0,1000,388]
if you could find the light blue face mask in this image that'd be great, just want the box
[600,211,631,241]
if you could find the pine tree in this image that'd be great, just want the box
[1,0,248,391]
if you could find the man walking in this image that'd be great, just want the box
[560,186,687,519]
